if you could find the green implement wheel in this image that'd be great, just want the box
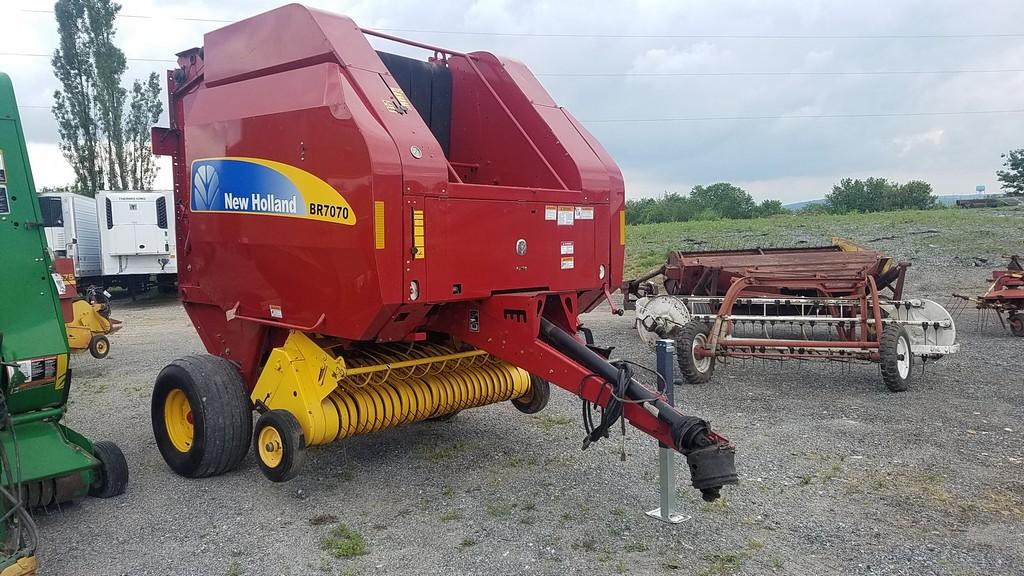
[152,355,252,478]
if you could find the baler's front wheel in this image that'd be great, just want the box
[512,375,550,414]
[254,410,305,482]
[152,355,253,478]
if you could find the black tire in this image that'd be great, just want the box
[676,321,715,384]
[254,410,305,482]
[512,375,550,414]
[1010,312,1024,337]
[152,355,253,478]
[89,335,110,359]
[90,440,128,498]
[880,325,913,392]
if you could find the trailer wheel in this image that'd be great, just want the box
[89,335,110,359]
[152,355,253,478]
[89,440,129,498]
[880,325,913,392]
[676,321,715,384]
[1009,312,1024,337]
[512,375,550,414]
[254,410,305,482]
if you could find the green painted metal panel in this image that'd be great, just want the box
[0,72,70,412]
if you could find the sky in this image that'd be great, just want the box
[2,0,1023,203]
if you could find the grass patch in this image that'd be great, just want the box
[439,510,464,524]
[321,523,367,559]
[697,552,744,576]
[417,441,466,464]
[460,537,478,548]
[225,562,242,576]
[484,499,515,518]
[309,514,339,526]
[625,207,1024,277]
[532,414,575,431]
[623,542,649,553]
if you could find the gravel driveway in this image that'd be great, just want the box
[34,257,1023,576]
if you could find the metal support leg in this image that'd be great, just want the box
[646,339,690,524]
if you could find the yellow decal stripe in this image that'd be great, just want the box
[619,210,626,246]
[413,209,425,259]
[374,201,386,249]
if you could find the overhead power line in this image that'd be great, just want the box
[19,9,1024,39]
[0,51,175,63]
[581,108,1024,123]
[538,69,1024,78]
[3,52,1021,78]
[15,102,1024,122]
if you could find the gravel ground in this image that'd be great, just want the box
[34,254,1023,576]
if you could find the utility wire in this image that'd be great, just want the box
[14,104,1024,121]
[581,108,1024,123]
[18,8,1024,39]
[3,52,1022,78]
[0,51,175,63]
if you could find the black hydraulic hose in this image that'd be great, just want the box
[539,318,738,500]
[539,318,712,452]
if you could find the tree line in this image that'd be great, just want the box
[625,183,786,225]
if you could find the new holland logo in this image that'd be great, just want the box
[192,164,219,211]
[190,157,356,225]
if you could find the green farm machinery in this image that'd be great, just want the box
[0,72,128,575]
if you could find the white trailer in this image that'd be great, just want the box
[97,190,177,281]
[39,192,102,278]
[39,190,177,295]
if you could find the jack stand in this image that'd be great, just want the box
[646,339,691,524]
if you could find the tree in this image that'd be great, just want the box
[826,177,892,213]
[885,180,937,210]
[52,0,163,196]
[752,199,788,218]
[997,149,1024,196]
[690,182,755,219]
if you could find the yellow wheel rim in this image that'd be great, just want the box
[95,339,108,355]
[258,426,284,468]
[164,389,194,453]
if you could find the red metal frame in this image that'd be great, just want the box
[152,5,711,457]
[698,273,885,363]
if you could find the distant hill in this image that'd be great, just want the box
[783,194,994,211]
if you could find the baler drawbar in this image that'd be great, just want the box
[149,4,736,500]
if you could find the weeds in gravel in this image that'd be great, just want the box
[531,414,575,431]
[484,499,515,518]
[441,484,455,498]
[225,561,242,576]
[439,510,464,524]
[320,523,367,559]
[417,441,466,464]
[697,552,744,576]
[460,537,478,548]
[309,514,338,526]
[572,537,598,552]
[623,542,649,553]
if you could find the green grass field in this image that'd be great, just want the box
[624,207,1024,278]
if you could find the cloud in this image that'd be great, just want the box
[2,0,1022,200]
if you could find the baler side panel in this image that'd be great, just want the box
[175,64,406,377]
